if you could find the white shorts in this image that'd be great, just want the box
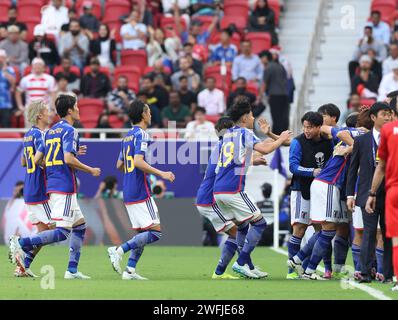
[310,180,341,223]
[352,205,381,230]
[196,203,234,232]
[339,200,351,224]
[214,191,261,223]
[125,197,160,230]
[26,202,52,225]
[49,193,84,228]
[290,190,310,225]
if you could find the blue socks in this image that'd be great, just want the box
[288,235,303,273]
[352,243,361,272]
[376,247,384,275]
[333,235,349,273]
[215,237,238,275]
[24,250,37,269]
[323,241,333,273]
[294,232,319,263]
[306,230,336,273]
[236,222,249,253]
[68,223,86,274]
[237,218,267,267]
[19,227,70,252]
[120,230,162,268]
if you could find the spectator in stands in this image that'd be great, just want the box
[232,40,263,84]
[261,50,290,134]
[378,61,398,101]
[367,48,383,83]
[0,6,27,40]
[29,25,60,69]
[146,59,172,89]
[41,0,69,37]
[185,106,216,140]
[80,57,111,98]
[16,58,56,126]
[89,24,116,69]
[91,114,122,139]
[197,77,225,116]
[383,43,398,76]
[364,10,391,45]
[130,1,154,27]
[176,46,203,76]
[0,49,16,128]
[141,75,169,110]
[107,75,136,115]
[162,91,191,128]
[54,73,69,96]
[136,90,162,128]
[120,10,147,50]
[209,29,238,66]
[171,56,200,91]
[58,19,89,70]
[0,25,28,73]
[147,27,181,66]
[248,0,278,44]
[178,75,197,111]
[61,8,77,33]
[351,54,379,99]
[54,56,80,92]
[227,76,256,109]
[341,93,361,125]
[353,26,387,64]
[95,176,123,199]
[79,1,100,33]
[190,0,220,17]
[184,35,207,63]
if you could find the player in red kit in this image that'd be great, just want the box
[366,120,398,291]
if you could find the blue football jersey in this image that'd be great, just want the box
[119,126,152,204]
[316,127,363,189]
[22,126,48,204]
[196,141,222,206]
[45,120,80,194]
[213,126,260,194]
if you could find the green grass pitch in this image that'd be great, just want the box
[0,245,396,300]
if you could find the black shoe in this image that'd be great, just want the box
[359,276,372,283]
[383,278,394,284]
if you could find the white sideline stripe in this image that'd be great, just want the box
[270,247,392,301]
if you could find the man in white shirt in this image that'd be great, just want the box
[383,43,398,76]
[185,106,217,140]
[378,60,398,101]
[15,58,56,127]
[41,0,69,37]
[364,11,391,45]
[197,77,225,116]
[120,10,147,50]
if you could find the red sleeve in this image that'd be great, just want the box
[378,126,389,161]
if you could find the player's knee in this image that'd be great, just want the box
[55,227,71,241]
[148,230,162,242]
[293,223,307,238]
[251,217,267,231]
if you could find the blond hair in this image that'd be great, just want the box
[27,100,47,126]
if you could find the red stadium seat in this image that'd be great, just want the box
[53,65,81,77]
[223,1,249,16]
[78,98,104,118]
[0,132,22,138]
[108,115,125,128]
[120,50,147,74]
[113,65,141,92]
[0,1,10,22]
[220,15,248,30]
[10,65,21,84]
[23,65,51,76]
[16,3,42,21]
[10,113,24,128]
[102,1,131,22]
[204,65,232,90]
[205,115,220,124]
[160,16,187,37]
[102,19,123,43]
[267,0,280,26]
[371,1,396,24]
[76,0,102,19]
[83,66,111,78]
[24,17,41,43]
[245,32,272,54]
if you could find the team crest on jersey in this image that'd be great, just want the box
[315,152,325,168]
[141,142,148,151]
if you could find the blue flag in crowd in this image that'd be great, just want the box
[269,147,287,178]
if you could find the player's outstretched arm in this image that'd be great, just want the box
[258,118,291,146]
[134,154,175,182]
[64,152,101,176]
[254,130,292,155]
[320,125,333,139]
[336,130,354,146]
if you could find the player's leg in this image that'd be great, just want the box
[352,229,363,280]
[375,228,384,282]
[333,222,350,278]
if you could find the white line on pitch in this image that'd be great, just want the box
[270,247,392,301]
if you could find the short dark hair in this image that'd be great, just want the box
[194,106,206,115]
[221,28,232,37]
[357,109,373,129]
[261,182,272,198]
[301,111,323,127]
[259,50,272,60]
[55,94,77,118]
[55,72,68,82]
[369,102,391,117]
[179,75,188,82]
[103,175,117,190]
[215,116,234,138]
[228,96,252,122]
[371,10,381,16]
[90,57,100,65]
[346,112,358,128]
[317,103,341,122]
[236,77,247,83]
[128,99,148,124]
[142,75,154,82]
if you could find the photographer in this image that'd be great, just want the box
[95,176,123,199]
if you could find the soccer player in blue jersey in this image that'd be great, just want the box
[9,93,101,280]
[288,113,365,280]
[12,100,53,277]
[213,97,292,278]
[107,99,175,280]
